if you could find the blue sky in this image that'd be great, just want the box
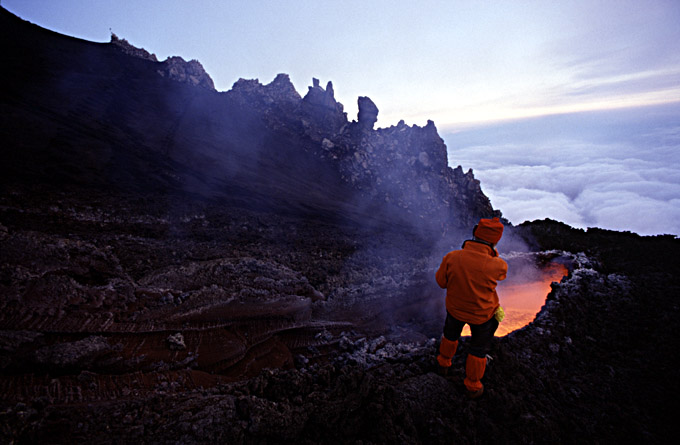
[4,0,679,129]
[4,0,680,235]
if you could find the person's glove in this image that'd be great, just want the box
[494,306,505,322]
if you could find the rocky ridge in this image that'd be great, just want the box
[227,74,496,231]
[111,33,215,89]
[2,4,495,236]
[105,30,495,230]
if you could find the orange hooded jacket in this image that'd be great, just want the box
[435,240,508,325]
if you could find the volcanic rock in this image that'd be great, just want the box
[110,33,158,61]
[357,96,379,130]
[167,333,187,351]
[157,56,215,90]
[32,336,115,370]
[111,32,215,89]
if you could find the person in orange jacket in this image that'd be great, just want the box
[435,217,507,399]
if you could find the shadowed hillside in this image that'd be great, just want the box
[0,7,494,234]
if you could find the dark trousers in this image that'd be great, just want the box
[443,311,499,358]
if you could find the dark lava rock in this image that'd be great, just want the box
[111,31,215,90]
[357,96,379,130]
[110,32,159,62]
[157,56,215,90]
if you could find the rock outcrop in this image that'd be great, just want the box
[111,33,215,89]
[157,56,215,89]
[110,33,158,61]
[230,73,302,108]
[222,72,497,234]
[357,96,379,130]
[303,78,344,114]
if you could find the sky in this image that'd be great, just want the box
[3,0,680,235]
[4,0,679,128]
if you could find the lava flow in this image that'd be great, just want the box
[461,262,569,337]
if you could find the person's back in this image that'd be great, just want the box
[436,240,507,324]
[435,217,507,399]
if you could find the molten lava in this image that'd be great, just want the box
[460,262,569,337]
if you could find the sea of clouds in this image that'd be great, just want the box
[443,103,680,236]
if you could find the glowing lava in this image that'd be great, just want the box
[460,262,569,337]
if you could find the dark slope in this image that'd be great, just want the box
[1,6,679,444]
[0,7,495,232]
[0,7,348,219]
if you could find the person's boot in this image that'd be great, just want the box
[464,354,486,399]
[436,337,458,376]
[467,386,484,400]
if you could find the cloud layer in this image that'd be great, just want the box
[444,104,680,236]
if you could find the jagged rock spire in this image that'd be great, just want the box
[357,96,378,130]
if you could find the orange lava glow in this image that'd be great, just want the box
[460,263,569,337]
